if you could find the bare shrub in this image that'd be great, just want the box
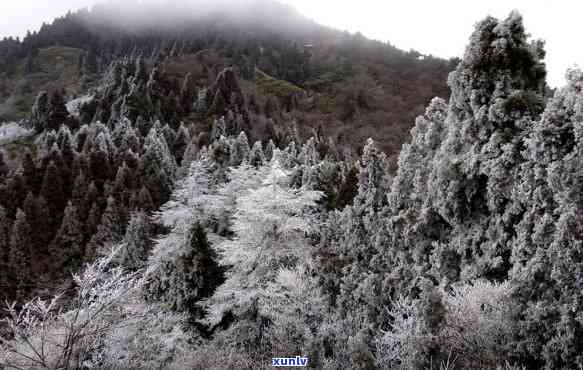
[0,247,187,369]
[375,280,517,369]
[441,280,515,368]
[375,295,430,369]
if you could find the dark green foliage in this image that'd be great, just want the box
[83,47,99,76]
[180,73,196,113]
[146,222,223,323]
[0,206,11,299]
[0,151,8,180]
[335,164,358,210]
[30,91,49,133]
[189,223,223,301]
[88,140,112,187]
[87,196,123,262]
[137,186,155,213]
[71,172,89,215]
[5,173,26,218]
[248,141,265,168]
[33,196,52,261]
[9,209,32,299]
[85,202,101,244]
[173,124,190,165]
[112,162,133,206]
[208,67,245,116]
[22,192,37,239]
[118,211,152,270]
[21,149,36,191]
[40,161,65,227]
[51,202,85,275]
[79,99,99,124]
[24,49,36,74]
[47,89,69,132]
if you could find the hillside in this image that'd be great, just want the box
[0,47,85,122]
[0,0,454,157]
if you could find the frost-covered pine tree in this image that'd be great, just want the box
[202,155,323,349]
[156,154,221,229]
[389,97,448,211]
[50,201,85,274]
[248,141,265,168]
[88,131,113,186]
[140,123,177,205]
[229,131,250,167]
[209,135,231,170]
[30,91,49,133]
[40,160,65,225]
[193,87,208,113]
[87,196,123,262]
[210,117,227,142]
[56,125,76,167]
[264,139,276,162]
[47,89,69,132]
[112,117,133,148]
[113,162,133,205]
[146,154,225,320]
[173,123,191,165]
[85,201,101,241]
[354,138,389,212]
[211,160,277,237]
[0,152,8,181]
[509,68,583,368]
[298,137,320,167]
[418,11,546,283]
[146,221,222,320]
[137,186,155,212]
[117,211,151,270]
[0,206,11,299]
[332,138,389,271]
[262,265,327,358]
[180,139,199,172]
[9,209,32,298]
[20,149,36,191]
[146,122,177,177]
[382,11,548,293]
[162,123,176,149]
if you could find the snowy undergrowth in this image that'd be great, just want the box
[0,122,33,145]
[65,95,94,118]
[0,247,188,369]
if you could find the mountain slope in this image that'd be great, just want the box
[0,47,84,122]
[0,0,455,157]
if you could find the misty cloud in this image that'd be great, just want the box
[0,0,582,86]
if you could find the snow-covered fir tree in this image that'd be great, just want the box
[117,211,152,270]
[202,154,323,350]
[9,209,32,299]
[51,201,85,274]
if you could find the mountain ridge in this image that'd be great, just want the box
[0,0,455,157]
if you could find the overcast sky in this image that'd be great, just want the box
[0,0,580,87]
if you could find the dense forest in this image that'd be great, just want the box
[1,1,581,370]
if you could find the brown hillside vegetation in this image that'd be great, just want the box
[157,42,454,159]
[0,47,84,122]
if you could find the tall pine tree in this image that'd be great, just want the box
[10,209,32,299]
